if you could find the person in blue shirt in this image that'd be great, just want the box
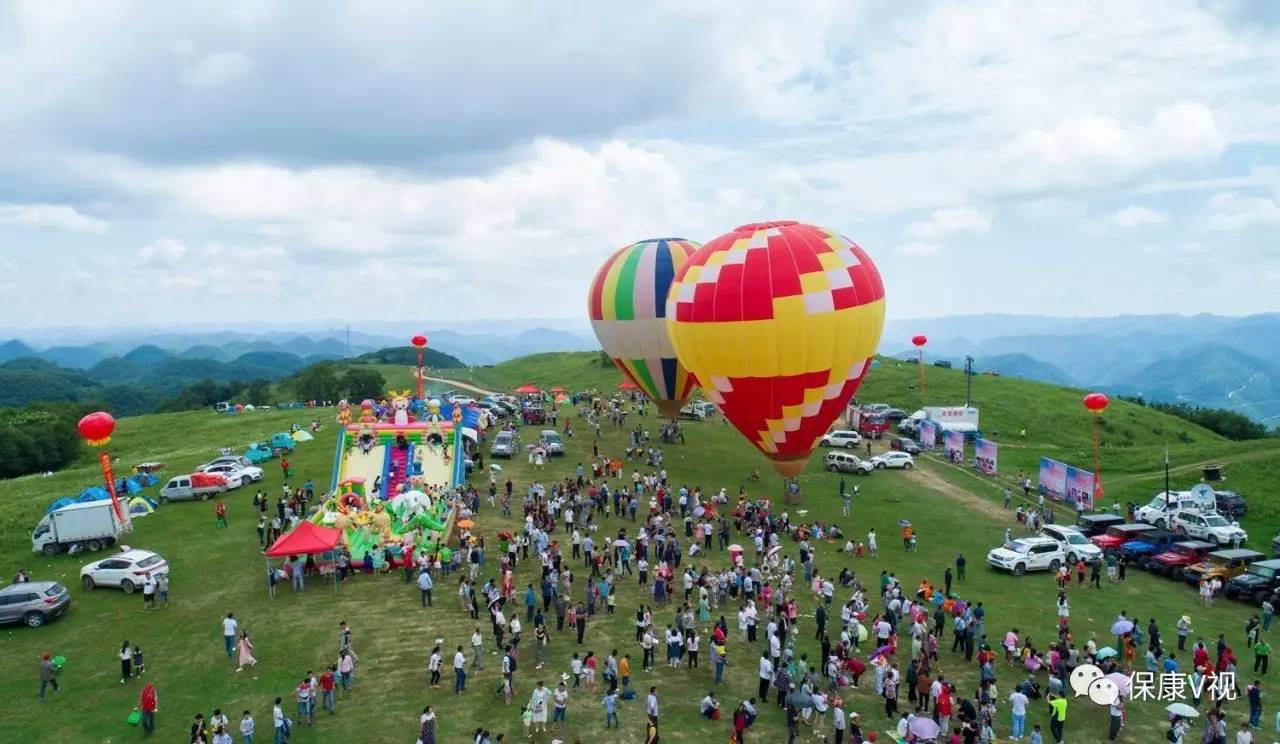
[1164,654,1179,674]
[525,585,537,622]
[602,689,619,728]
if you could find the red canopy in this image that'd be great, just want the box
[549,386,566,393]
[618,380,638,390]
[265,521,342,557]
[515,384,540,394]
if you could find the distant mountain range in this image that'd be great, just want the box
[883,313,1280,428]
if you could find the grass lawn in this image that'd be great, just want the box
[0,383,1272,742]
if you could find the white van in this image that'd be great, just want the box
[1135,491,1215,529]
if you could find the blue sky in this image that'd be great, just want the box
[0,1,1277,328]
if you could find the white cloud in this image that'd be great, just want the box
[906,207,990,240]
[1110,205,1169,228]
[0,203,107,233]
[180,51,253,88]
[896,242,942,257]
[1202,192,1280,230]
[138,237,189,267]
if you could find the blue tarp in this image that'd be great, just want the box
[46,497,76,514]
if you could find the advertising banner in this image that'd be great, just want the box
[1065,466,1095,511]
[918,420,937,449]
[974,438,997,475]
[1039,457,1067,499]
[943,430,964,461]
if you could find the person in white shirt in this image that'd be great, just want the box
[272,698,285,736]
[239,711,254,740]
[428,646,443,688]
[222,613,238,660]
[758,651,774,702]
[645,687,659,722]
[471,627,485,671]
[1009,688,1029,740]
[453,646,467,695]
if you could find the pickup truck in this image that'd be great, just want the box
[1146,540,1215,578]
[31,500,130,555]
[1224,559,1280,604]
[1118,530,1179,569]
[1181,548,1265,586]
[159,472,228,504]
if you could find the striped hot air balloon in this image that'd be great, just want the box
[588,238,700,418]
[667,221,886,477]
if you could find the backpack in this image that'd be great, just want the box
[507,654,517,673]
[282,718,292,736]
[1166,727,1177,742]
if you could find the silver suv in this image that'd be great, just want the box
[490,431,516,458]
[0,581,71,628]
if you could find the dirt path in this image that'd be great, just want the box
[1107,446,1277,484]
[424,375,498,398]
[904,462,1011,521]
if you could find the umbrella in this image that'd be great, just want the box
[693,505,706,518]
[1105,672,1131,696]
[897,519,912,527]
[549,386,566,393]
[786,689,813,709]
[1166,702,1199,718]
[488,597,504,610]
[489,464,503,472]
[909,717,941,739]
[1110,620,1134,635]
[1096,646,1118,660]
[613,538,629,548]
[618,380,638,390]
[766,545,781,558]
[855,624,868,641]
[456,519,475,529]
[870,644,893,659]
[727,544,743,552]
[515,384,540,394]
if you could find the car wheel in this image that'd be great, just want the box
[1013,563,1027,576]
[1155,519,1166,529]
[845,442,855,449]
[876,462,887,470]
[121,579,136,595]
[1048,559,1061,572]
[1254,590,1271,605]
[1067,552,1077,564]
[86,539,103,552]
[81,576,95,590]
[201,492,211,501]
[903,462,914,470]
[41,543,60,556]
[828,465,839,472]
[160,496,170,505]
[24,612,45,628]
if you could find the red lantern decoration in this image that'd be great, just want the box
[77,411,116,446]
[911,334,928,347]
[1083,392,1109,413]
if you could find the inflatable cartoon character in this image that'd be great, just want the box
[389,389,413,427]
[358,399,378,424]
[426,398,442,422]
[336,399,351,425]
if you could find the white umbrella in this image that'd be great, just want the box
[1166,702,1199,718]
[613,539,629,548]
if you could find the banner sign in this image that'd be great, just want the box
[1038,457,1093,510]
[918,420,937,449]
[943,430,964,461]
[974,438,997,474]
[99,452,128,525]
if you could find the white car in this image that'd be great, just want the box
[199,463,263,487]
[870,451,915,470]
[1135,495,1211,529]
[823,451,874,475]
[80,549,168,594]
[1040,525,1103,564]
[1171,509,1248,546]
[204,455,253,470]
[820,430,862,448]
[987,537,1066,576]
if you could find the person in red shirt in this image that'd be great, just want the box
[280,456,289,478]
[139,682,158,733]
[214,500,227,528]
[319,666,336,714]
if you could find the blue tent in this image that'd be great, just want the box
[76,486,110,503]
[46,497,76,514]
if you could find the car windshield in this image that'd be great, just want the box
[1249,565,1276,579]
[1065,534,1089,545]
[1204,516,1230,527]
[1145,497,1169,509]
[44,583,64,596]
[136,555,162,569]
[1005,541,1032,554]
[495,433,511,443]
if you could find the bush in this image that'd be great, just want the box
[0,403,86,478]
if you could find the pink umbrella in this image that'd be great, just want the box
[909,716,941,739]
[1106,671,1131,696]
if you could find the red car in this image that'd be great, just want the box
[1146,540,1215,577]
[1090,524,1155,554]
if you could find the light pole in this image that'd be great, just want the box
[964,356,974,409]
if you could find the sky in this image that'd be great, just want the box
[1,0,1278,329]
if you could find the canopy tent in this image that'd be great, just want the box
[618,380,638,390]
[127,496,157,518]
[514,384,540,394]
[549,386,566,393]
[266,521,341,557]
[76,486,110,503]
[291,430,315,442]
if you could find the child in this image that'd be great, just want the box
[1029,723,1043,744]
[240,711,254,743]
[132,645,145,676]
[521,705,533,737]
[571,653,583,688]
[210,709,230,731]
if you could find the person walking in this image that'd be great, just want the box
[1009,686,1028,740]
[119,639,133,683]
[38,653,59,699]
[418,706,437,744]
[955,553,966,583]
[1255,639,1271,675]
[237,632,257,671]
[139,682,158,734]
[454,646,467,694]
[419,569,434,607]
[1046,692,1067,743]
[223,613,238,659]
[1247,679,1263,728]
[272,697,287,744]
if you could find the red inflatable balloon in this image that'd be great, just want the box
[411,334,428,348]
[77,411,116,446]
[911,335,927,347]
[1083,392,1109,413]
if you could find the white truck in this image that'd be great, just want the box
[902,405,980,436]
[31,501,130,555]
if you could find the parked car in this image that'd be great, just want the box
[1090,524,1157,554]
[870,452,915,470]
[1215,490,1248,520]
[1147,540,1215,577]
[1075,513,1126,537]
[490,431,516,458]
[1272,533,1280,558]
[204,455,253,470]
[1135,494,1213,529]
[244,443,274,464]
[1170,509,1248,547]
[1118,529,1180,569]
[522,407,546,425]
[539,430,564,456]
[0,581,71,628]
[987,536,1066,576]
[80,549,169,594]
[1224,559,1280,603]
[1181,548,1265,586]
[199,463,263,486]
[881,408,909,423]
[1040,525,1103,565]
[823,451,874,475]
[268,433,296,454]
[889,437,922,455]
[820,430,862,448]
[159,473,228,503]
[31,500,128,555]
[679,403,706,421]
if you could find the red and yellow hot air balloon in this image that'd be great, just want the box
[667,221,886,476]
[588,238,700,418]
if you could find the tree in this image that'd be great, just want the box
[289,363,341,403]
[246,378,273,407]
[341,367,386,401]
